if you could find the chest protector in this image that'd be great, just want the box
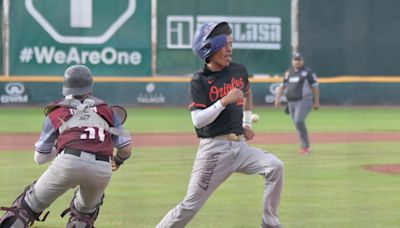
[55,98,128,137]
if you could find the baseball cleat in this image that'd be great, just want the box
[300,147,310,156]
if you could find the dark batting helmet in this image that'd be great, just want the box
[192,22,229,62]
[62,65,93,96]
[293,52,303,60]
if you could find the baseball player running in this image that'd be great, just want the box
[156,22,284,228]
[275,53,320,155]
[0,65,132,228]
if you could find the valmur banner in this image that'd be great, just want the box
[9,0,151,76]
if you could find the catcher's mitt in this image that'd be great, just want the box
[110,105,127,124]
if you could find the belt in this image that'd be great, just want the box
[63,148,110,162]
[213,133,242,141]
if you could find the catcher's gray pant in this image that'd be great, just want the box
[288,99,313,148]
[156,137,284,228]
[24,151,112,214]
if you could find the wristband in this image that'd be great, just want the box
[243,110,252,128]
[114,153,130,166]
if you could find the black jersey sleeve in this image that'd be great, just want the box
[189,74,208,111]
[282,71,290,86]
[242,66,251,95]
[305,67,319,86]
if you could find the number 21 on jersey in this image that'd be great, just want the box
[80,127,105,142]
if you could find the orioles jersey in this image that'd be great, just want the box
[189,63,250,138]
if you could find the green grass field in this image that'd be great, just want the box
[1,106,399,133]
[0,107,399,228]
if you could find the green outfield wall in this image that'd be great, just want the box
[1,0,290,77]
[299,0,400,76]
[1,1,400,106]
[8,0,152,76]
[0,3,2,75]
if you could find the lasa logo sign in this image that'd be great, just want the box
[166,15,281,50]
[1,82,29,103]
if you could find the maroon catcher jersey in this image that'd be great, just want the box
[189,63,250,138]
[48,102,115,156]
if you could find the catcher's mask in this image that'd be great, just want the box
[192,22,229,62]
[62,65,93,96]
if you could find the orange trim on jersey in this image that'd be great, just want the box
[189,102,207,109]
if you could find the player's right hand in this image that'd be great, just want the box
[221,88,243,106]
[243,126,255,141]
[274,97,281,108]
[313,101,320,110]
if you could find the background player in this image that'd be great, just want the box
[275,53,320,155]
[156,22,284,228]
[0,65,132,228]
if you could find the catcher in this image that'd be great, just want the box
[0,65,132,228]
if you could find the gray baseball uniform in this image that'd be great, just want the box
[283,66,319,148]
[26,97,131,214]
[0,65,132,228]
[156,63,284,228]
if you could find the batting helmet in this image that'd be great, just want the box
[192,22,229,62]
[62,65,93,96]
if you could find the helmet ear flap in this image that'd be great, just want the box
[192,22,219,61]
[204,43,212,49]
[201,42,212,63]
[192,21,231,61]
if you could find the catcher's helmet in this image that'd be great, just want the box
[62,65,93,96]
[192,22,229,62]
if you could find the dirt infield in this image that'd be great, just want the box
[1,132,399,151]
[364,164,400,176]
[2,132,399,175]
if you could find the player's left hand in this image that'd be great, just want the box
[112,159,120,171]
[313,101,320,110]
[243,126,255,141]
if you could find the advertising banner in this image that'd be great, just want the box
[157,0,292,76]
[2,81,400,106]
[9,0,151,76]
